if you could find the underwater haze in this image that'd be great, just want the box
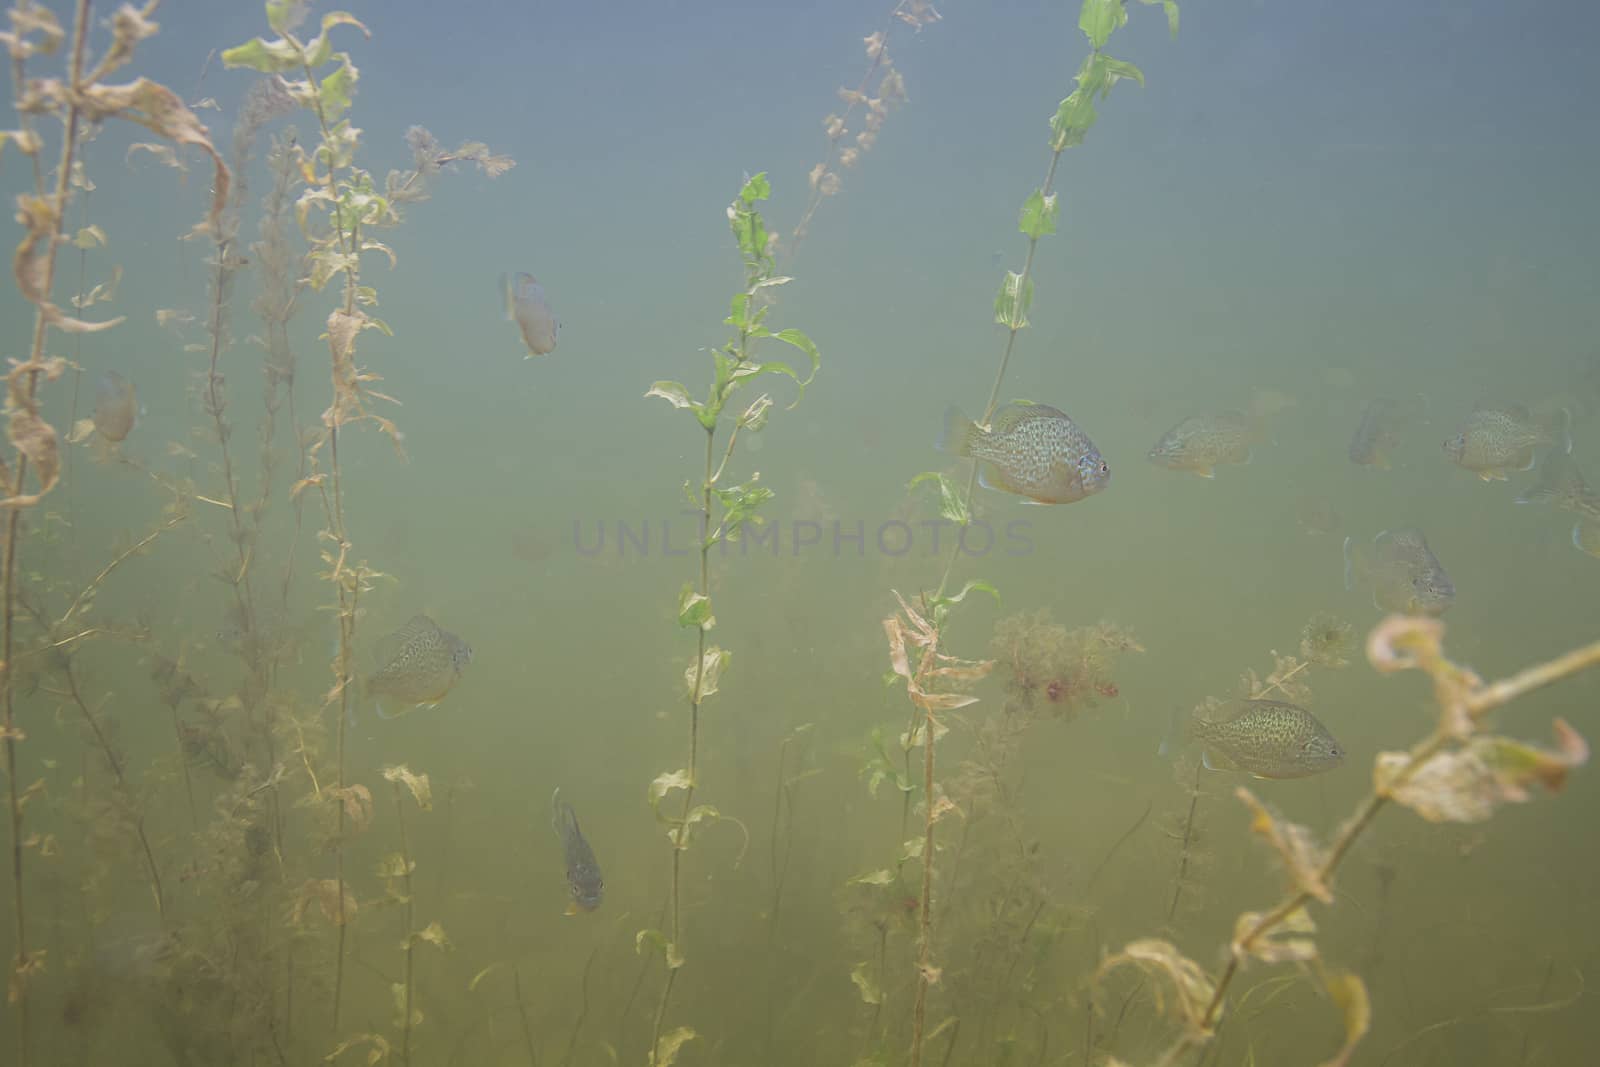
[3,1,1599,1065]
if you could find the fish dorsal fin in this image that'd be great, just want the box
[375,614,438,667]
[989,404,1033,432]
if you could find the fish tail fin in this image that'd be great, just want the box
[1557,406,1574,454]
[937,406,977,457]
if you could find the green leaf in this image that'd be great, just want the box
[1079,0,1128,49]
[266,0,296,33]
[1018,189,1059,240]
[221,36,302,74]
[646,380,701,414]
[1138,0,1180,37]
[772,327,820,389]
[739,171,771,204]
[736,393,774,432]
[685,646,729,700]
[649,769,693,808]
[851,962,884,1005]
[726,291,750,330]
[1098,55,1147,94]
[319,54,359,119]
[1049,89,1097,150]
[928,579,1001,628]
[677,584,715,631]
[713,481,776,543]
[303,12,370,69]
[993,271,1034,330]
[850,869,895,887]
[652,1027,698,1067]
[908,471,970,525]
[635,928,686,970]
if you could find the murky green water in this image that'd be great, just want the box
[3,1,1598,1065]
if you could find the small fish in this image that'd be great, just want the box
[502,272,559,357]
[1162,699,1346,780]
[1147,411,1261,479]
[1348,394,1426,470]
[1343,528,1455,615]
[94,371,140,442]
[1295,495,1340,536]
[939,403,1109,505]
[365,614,472,718]
[552,788,604,914]
[1515,453,1600,560]
[1442,404,1569,481]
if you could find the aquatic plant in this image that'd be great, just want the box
[881,591,994,1067]
[1,3,229,1059]
[1094,615,1599,1067]
[221,3,511,1035]
[642,171,819,1064]
[785,0,936,264]
[867,4,1175,1063]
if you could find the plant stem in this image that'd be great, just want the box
[907,626,943,1067]
[1168,763,1202,922]
[513,965,539,1067]
[1,4,92,1060]
[1170,632,1600,1065]
[294,42,364,1035]
[394,781,415,1065]
[649,424,715,1062]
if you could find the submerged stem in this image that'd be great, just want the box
[2,4,94,1060]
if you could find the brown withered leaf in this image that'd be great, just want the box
[4,409,60,507]
[328,783,374,832]
[70,78,230,235]
[1236,787,1331,903]
[1376,718,1589,823]
[292,878,357,927]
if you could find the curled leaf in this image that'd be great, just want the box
[1094,938,1216,1037]
[1233,905,1317,964]
[1236,787,1331,904]
[650,1026,698,1067]
[1377,718,1589,823]
[1317,971,1371,1067]
[850,961,883,1005]
[382,764,433,810]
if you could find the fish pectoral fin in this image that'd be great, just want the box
[1194,466,1216,479]
[564,901,580,917]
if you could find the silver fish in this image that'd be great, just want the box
[503,272,559,356]
[939,402,1110,504]
[552,788,603,914]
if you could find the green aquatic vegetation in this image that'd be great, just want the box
[992,610,1143,722]
[1,3,229,1058]
[642,170,819,1064]
[882,590,995,1067]
[222,2,511,1036]
[1096,615,1600,1067]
